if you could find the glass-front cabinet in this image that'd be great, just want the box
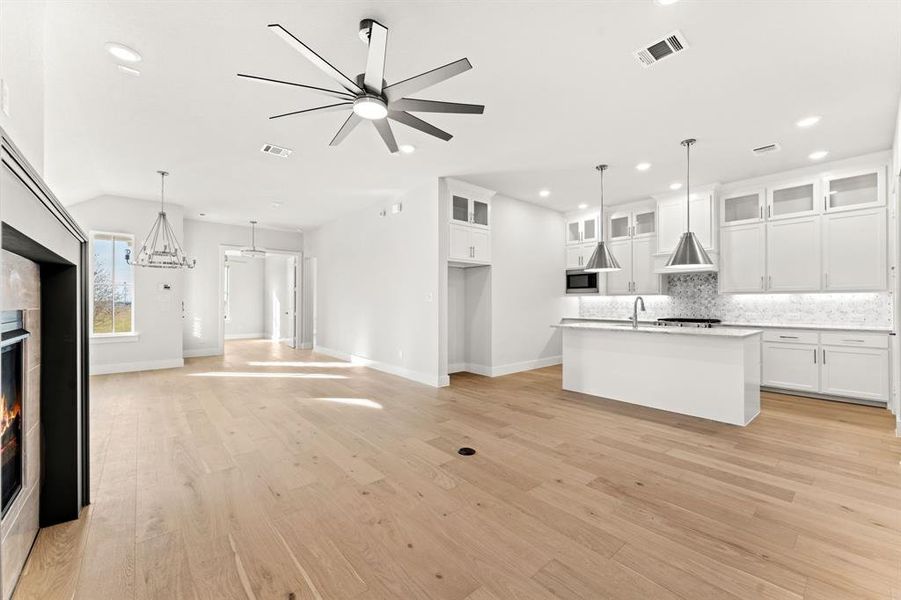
[720,188,765,225]
[565,214,598,245]
[450,194,490,228]
[446,179,495,264]
[766,179,819,220]
[823,167,884,213]
[608,207,655,241]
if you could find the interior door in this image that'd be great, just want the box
[285,256,297,348]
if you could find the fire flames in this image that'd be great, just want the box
[1,393,21,439]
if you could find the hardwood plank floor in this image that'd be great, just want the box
[12,340,901,600]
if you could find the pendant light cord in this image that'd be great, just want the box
[680,139,696,232]
[595,164,608,242]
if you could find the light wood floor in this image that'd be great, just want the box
[12,340,901,600]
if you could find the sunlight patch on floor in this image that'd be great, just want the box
[189,371,348,379]
[246,361,355,368]
[312,397,382,409]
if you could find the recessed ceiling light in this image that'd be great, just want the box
[635,162,651,171]
[539,189,551,198]
[271,201,283,208]
[669,182,682,190]
[796,115,821,128]
[117,65,140,76]
[104,42,142,63]
[809,150,829,160]
[399,144,415,154]
[578,203,588,209]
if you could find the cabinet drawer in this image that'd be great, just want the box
[762,330,819,344]
[820,332,888,349]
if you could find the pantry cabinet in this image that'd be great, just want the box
[447,179,494,265]
[449,223,491,263]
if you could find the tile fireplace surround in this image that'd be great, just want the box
[0,250,41,599]
[579,273,893,330]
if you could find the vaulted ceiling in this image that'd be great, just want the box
[44,1,900,228]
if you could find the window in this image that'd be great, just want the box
[91,232,134,335]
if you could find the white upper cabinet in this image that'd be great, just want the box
[766,216,821,291]
[766,178,819,220]
[823,166,885,213]
[608,206,655,241]
[565,242,597,269]
[565,214,598,245]
[720,188,765,226]
[447,180,493,229]
[605,239,633,294]
[719,223,766,292]
[822,207,886,291]
[631,237,660,294]
[608,211,633,241]
[656,191,715,254]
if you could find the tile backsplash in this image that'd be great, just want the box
[579,273,894,329]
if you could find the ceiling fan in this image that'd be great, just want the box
[238,19,484,153]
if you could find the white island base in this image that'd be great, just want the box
[558,323,762,426]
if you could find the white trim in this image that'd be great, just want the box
[183,347,220,358]
[313,345,443,387]
[298,342,313,350]
[224,332,264,340]
[88,230,136,336]
[90,332,140,344]
[90,358,184,375]
[445,356,562,378]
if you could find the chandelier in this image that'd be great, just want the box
[126,170,196,269]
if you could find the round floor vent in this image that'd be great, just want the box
[457,447,476,456]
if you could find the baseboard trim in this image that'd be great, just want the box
[224,333,265,340]
[313,345,442,387]
[299,342,313,350]
[447,355,562,378]
[183,347,221,358]
[91,358,184,375]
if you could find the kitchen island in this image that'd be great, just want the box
[554,322,762,426]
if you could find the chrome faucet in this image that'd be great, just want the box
[631,296,646,329]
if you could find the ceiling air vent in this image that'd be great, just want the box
[260,143,293,158]
[634,30,688,67]
[751,143,781,156]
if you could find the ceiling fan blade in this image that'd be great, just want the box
[269,102,352,120]
[373,119,399,153]
[388,98,484,114]
[363,21,388,94]
[268,24,363,94]
[388,111,452,141]
[237,74,354,101]
[330,113,362,146]
[383,58,472,102]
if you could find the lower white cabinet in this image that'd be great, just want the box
[762,342,819,392]
[449,223,491,264]
[760,329,889,403]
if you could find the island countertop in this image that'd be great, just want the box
[553,321,762,338]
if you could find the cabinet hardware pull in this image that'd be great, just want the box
[814,349,817,363]
[822,349,826,364]
[760,275,764,290]
[768,275,772,288]
[843,339,865,343]
[779,335,799,339]
[767,205,771,218]
[759,205,763,219]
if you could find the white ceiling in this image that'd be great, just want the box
[44,1,901,228]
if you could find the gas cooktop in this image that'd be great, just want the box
[656,318,722,328]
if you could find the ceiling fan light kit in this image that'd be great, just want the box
[239,19,484,153]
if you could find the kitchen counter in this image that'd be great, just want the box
[559,321,760,426]
[554,321,761,338]
[562,317,893,334]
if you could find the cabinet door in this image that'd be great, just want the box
[605,240,632,294]
[720,223,766,292]
[822,208,886,291]
[451,195,470,225]
[633,209,656,239]
[821,346,888,402]
[472,199,490,228]
[581,215,599,243]
[721,189,764,226]
[608,212,632,241]
[824,168,884,213]
[656,198,684,254]
[580,242,598,269]
[766,217,821,291]
[565,220,582,245]
[689,194,713,249]
[767,179,819,220]
[565,245,583,269]
[449,223,472,260]
[470,229,491,262]
[631,237,658,294]
[762,343,819,392]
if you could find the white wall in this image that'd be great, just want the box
[69,195,185,374]
[224,256,264,339]
[304,182,441,386]
[447,265,492,374]
[182,219,302,357]
[488,194,565,372]
[0,0,45,174]
[263,253,291,341]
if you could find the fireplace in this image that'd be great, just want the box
[1,311,28,518]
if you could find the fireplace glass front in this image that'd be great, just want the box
[1,311,27,518]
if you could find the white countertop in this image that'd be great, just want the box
[563,317,893,335]
[554,321,762,338]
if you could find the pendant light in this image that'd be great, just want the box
[126,171,196,269]
[240,221,267,258]
[665,138,713,270]
[584,164,622,272]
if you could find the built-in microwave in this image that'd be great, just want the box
[566,269,599,294]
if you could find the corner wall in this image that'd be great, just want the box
[304,182,441,386]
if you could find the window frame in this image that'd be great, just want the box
[89,230,136,338]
